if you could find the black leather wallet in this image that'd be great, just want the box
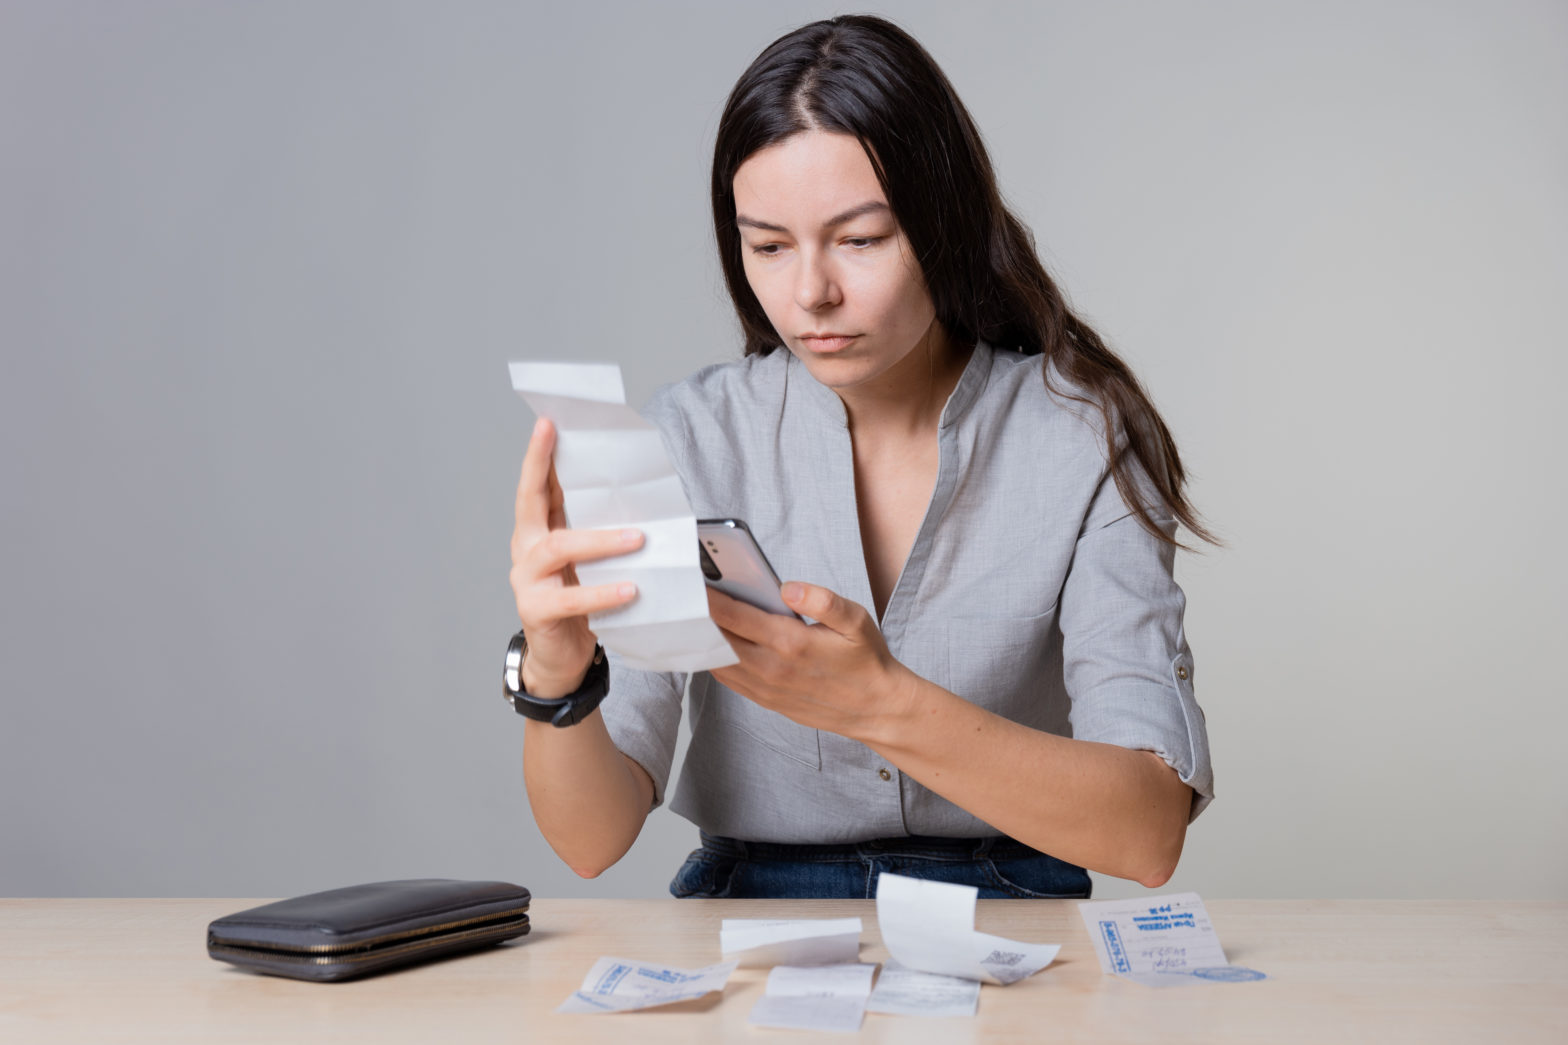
[206,878,531,982]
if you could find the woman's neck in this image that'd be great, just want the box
[836,325,973,440]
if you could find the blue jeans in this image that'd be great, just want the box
[669,831,1092,899]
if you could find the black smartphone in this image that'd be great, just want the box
[696,519,801,619]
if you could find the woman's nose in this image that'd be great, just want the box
[793,251,841,312]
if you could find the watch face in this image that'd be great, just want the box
[503,632,527,701]
[502,637,608,725]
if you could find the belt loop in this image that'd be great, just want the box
[974,836,996,859]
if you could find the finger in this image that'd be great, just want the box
[710,666,754,700]
[710,654,765,698]
[715,621,767,660]
[527,527,645,578]
[520,579,638,626]
[515,417,557,534]
[707,586,789,645]
[545,462,568,531]
[709,664,746,699]
[780,581,866,636]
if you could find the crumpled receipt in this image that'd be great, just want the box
[875,873,1060,985]
[557,956,739,1013]
[509,362,737,672]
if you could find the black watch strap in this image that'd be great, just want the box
[502,631,610,728]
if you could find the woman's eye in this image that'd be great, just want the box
[747,237,883,256]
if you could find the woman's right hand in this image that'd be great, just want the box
[509,417,643,699]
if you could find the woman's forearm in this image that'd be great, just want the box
[862,674,1193,887]
[522,710,654,879]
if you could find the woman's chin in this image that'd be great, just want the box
[790,350,873,390]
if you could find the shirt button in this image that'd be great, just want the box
[1176,665,1189,681]
[878,768,892,782]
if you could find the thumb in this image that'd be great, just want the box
[781,581,867,635]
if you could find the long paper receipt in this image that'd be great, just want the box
[876,873,1060,985]
[509,362,737,672]
[748,963,877,1034]
[1077,892,1266,986]
[866,959,980,1017]
[721,918,863,967]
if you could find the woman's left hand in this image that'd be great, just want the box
[707,581,917,740]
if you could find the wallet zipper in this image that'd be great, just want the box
[209,907,530,962]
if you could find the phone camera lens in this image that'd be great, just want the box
[698,542,722,581]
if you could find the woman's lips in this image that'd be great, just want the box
[800,335,859,353]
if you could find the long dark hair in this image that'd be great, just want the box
[711,14,1219,550]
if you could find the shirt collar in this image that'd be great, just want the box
[939,340,993,430]
[784,340,996,430]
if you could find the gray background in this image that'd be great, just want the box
[3,0,1564,900]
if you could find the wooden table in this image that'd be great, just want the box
[2,899,1563,1043]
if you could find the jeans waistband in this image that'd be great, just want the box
[697,830,1048,863]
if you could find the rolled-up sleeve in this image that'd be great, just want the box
[597,654,686,809]
[1057,472,1215,821]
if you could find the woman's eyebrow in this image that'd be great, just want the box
[736,201,890,233]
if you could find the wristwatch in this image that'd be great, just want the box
[501,630,610,727]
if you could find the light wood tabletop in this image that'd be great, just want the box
[1,898,1563,1043]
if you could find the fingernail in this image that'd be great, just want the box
[618,582,637,598]
[620,528,643,546]
[782,582,804,603]
[533,417,546,434]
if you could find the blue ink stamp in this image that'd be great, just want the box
[1191,966,1267,982]
[1097,920,1131,974]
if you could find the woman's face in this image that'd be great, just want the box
[733,130,945,396]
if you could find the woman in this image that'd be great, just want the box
[508,15,1216,899]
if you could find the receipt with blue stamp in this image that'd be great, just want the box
[558,956,739,1013]
[1076,893,1266,987]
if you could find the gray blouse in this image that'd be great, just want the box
[598,342,1214,843]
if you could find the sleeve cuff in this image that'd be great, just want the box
[1069,650,1215,823]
